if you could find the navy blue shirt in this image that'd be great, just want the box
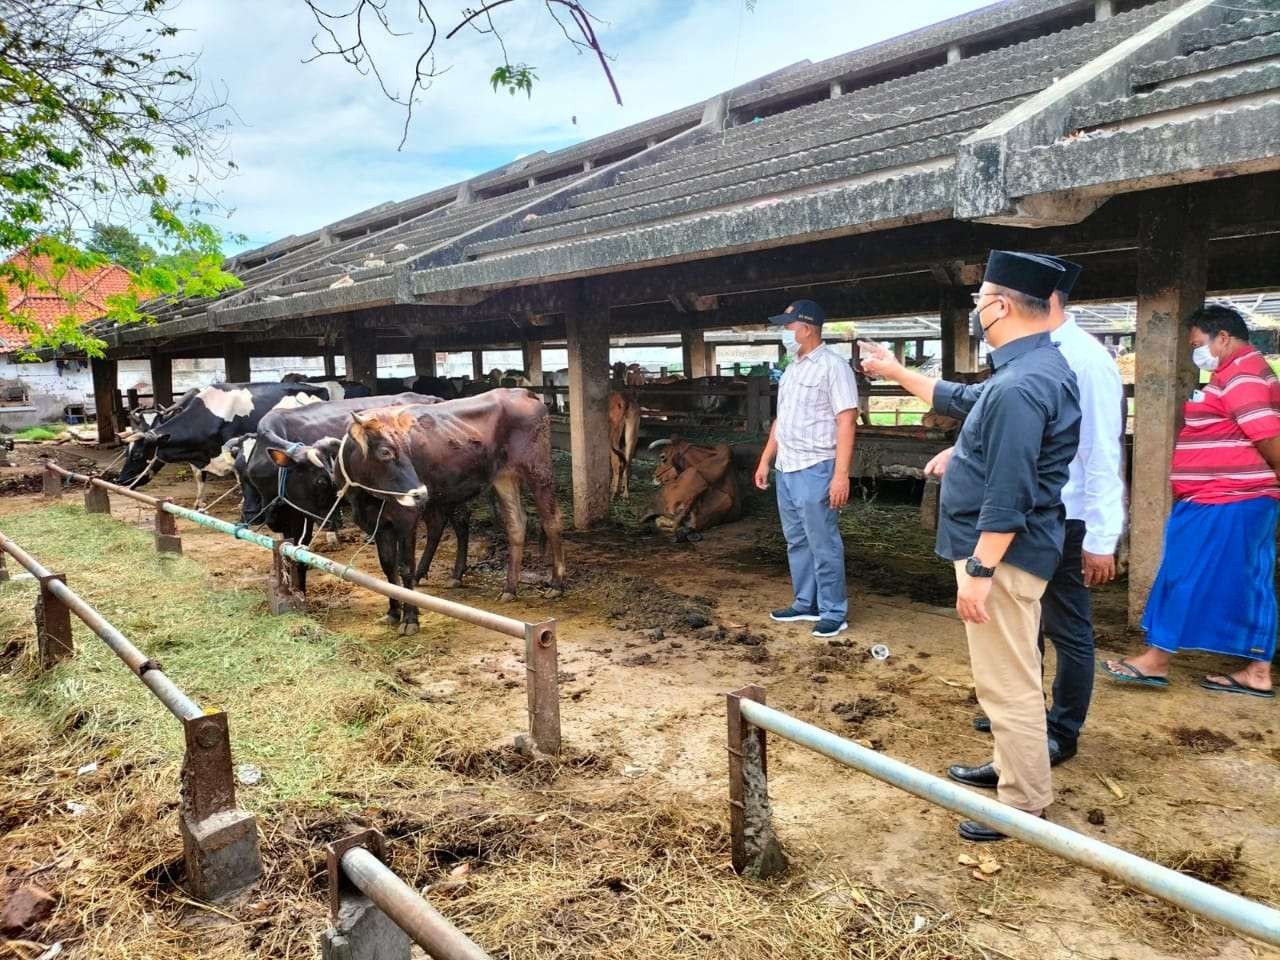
[932,332,1081,581]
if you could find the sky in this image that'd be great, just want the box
[167,0,995,254]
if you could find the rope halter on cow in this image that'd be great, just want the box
[333,433,429,507]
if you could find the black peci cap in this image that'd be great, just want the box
[982,250,1065,301]
[1042,255,1083,296]
[768,299,825,327]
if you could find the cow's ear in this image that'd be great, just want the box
[267,448,291,468]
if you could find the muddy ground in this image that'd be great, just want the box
[2,440,1279,959]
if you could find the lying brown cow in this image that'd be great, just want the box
[609,391,640,500]
[643,437,743,539]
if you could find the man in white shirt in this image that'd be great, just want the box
[753,299,859,638]
[928,259,1125,766]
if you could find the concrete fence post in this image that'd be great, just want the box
[179,711,262,901]
[84,483,111,515]
[0,551,9,583]
[323,830,410,960]
[42,462,62,500]
[726,685,787,879]
[35,573,73,670]
[154,500,182,555]
[268,535,306,614]
[517,619,562,757]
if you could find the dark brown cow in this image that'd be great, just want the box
[327,388,565,607]
[644,437,744,539]
[608,391,640,500]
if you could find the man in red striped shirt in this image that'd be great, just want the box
[1103,304,1280,699]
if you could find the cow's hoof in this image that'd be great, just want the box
[686,530,703,542]
[377,612,401,625]
[499,591,517,603]
[447,578,463,588]
[399,622,419,636]
[546,586,565,599]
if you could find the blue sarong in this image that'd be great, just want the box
[1142,497,1278,662]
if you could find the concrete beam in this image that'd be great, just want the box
[91,358,117,444]
[224,344,251,384]
[955,0,1226,223]
[149,352,174,408]
[1129,187,1206,627]
[565,301,612,529]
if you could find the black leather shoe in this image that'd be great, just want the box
[972,716,991,733]
[1048,738,1077,767]
[946,762,998,789]
[958,819,1009,842]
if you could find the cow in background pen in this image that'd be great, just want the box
[609,391,641,500]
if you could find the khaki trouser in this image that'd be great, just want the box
[953,560,1052,813]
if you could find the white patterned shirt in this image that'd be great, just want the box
[775,343,859,473]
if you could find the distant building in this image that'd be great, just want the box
[0,249,132,427]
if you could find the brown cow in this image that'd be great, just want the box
[644,437,743,539]
[319,389,566,613]
[609,391,640,500]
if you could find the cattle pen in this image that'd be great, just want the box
[40,458,562,756]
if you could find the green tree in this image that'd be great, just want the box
[0,0,242,358]
[86,223,156,274]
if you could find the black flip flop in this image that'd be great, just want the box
[1099,660,1169,688]
[1199,675,1276,700]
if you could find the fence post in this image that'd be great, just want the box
[517,619,562,757]
[268,535,306,614]
[920,477,940,531]
[42,462,62,500]
[726,685,787,879]
[154,500,182,555]
[84,482,111,515]
[0,550,8,583]
[35,573,73,669]
[179,711,262,901]
[322,830,410,960]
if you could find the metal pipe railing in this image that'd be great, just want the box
[340,846,493,960]
[0,531,201,720]
[733,693,1280,948]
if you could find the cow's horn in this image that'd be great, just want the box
[351,411,368,426]
[647,438,673,451]
[305,448,326,470]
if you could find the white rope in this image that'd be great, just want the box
[335,435,428,502]
[197,483,243,515]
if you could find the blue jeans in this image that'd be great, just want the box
[776,459,847,623]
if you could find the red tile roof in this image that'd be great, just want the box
[0,250,133,351]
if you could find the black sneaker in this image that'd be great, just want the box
[770,606,820,622]
[811,619,848,638]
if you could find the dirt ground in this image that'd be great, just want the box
[2,440,1279,959]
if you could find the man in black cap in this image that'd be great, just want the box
[753,299,859,638]
[862,251,1081,841]
[931,258,1126,767]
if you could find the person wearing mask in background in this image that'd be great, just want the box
[1102,304,1279,699]
[926,258,1126,765]
[753,300,858,639]
[862,251,1080,841]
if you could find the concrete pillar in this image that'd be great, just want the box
[342,319,378,392]
[150,352,174,408]
[829,80,842,98]
[940,288,978,377]
[91,357,117,444]
[321,895,410,960]
[914,338,925,360]
[947,43,963,64]
[892,341,905,363]
[223,344,251,384]
[412,342,436,378]
[565,302,612,529]
[522,341,542,387]
[324,353,337,379]
[681,328,711,379]
[1129,188,1206,626]
[583,159,594,172]
[1095,0,1113,21]
[471,350,484,382]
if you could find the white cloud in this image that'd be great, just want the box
[170,0,990,251]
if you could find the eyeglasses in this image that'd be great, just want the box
[970,292,1004,306]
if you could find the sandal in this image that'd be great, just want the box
[1100,659,1169,688]
[1199,675,1275,700]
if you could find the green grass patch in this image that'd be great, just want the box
[0,505,396,808]
[12,424,66,441]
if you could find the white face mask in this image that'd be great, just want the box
[780,328,799,355]
[1192,343,1220,372]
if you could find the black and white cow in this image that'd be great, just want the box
[116,382,328,506]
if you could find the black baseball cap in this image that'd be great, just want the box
[768,299,825,327]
